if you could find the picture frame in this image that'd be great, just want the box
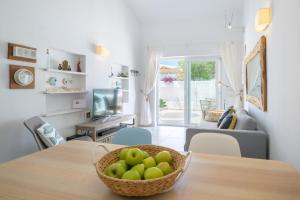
[245,36,267,111]
[7,43,37,63]
[9,65,35,89]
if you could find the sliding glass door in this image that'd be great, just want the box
[158,59,186,125]
[157,57,220,126]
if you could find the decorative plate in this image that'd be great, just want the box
[14,69,34,86]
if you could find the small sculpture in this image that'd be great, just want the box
[62,60,69,71]
[58,64,62,70]
[47,77,57,86]
[67,65,71,71]
[77,60,82,72]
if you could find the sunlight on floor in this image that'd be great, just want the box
[143,126,186,151]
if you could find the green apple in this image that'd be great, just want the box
[142,151,150,159]
[125,148,144,166]
[131,164,145,177]
[157,162,174,175]
[155,151,172,164]
[144,167,164,180]
[143,156,156,169]
[119,148,129,160]
[121,170,141,180]
[105,163,126,179]
[117,160,128,170]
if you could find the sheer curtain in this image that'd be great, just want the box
[220,42,243,106]
[140,49,161,126]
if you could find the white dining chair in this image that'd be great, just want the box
[189,133,241,157]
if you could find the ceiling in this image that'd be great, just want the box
[125,0,244,24]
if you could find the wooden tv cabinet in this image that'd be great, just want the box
[75,114,135,142]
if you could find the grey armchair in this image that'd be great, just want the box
[24,116,92,151]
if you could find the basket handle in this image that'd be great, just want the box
[93,144,111,166]
[160,151,192,194]
[175,151,192,182]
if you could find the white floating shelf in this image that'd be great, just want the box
[43,90,88,94]
[41,108,89,117]
[114,77,129,80]
[44,68,87,76]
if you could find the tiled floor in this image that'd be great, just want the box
[143,126,186,151]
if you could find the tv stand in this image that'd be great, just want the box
[76,114,135,142]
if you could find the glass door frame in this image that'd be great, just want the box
[186,56,222,125]
[156,56,222,127]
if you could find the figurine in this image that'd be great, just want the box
[58,64,62,70]
[62,60,69,71]
[77,60,82,72]
[67,65,71,71]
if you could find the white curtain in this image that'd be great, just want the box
[220,42,243,106]
[140,50,161,126]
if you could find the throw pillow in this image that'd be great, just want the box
[228,114,238,129]
[219,113,235,129]
[36,123,66,147]
[217,106,235,126]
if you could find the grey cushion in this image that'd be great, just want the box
[235,111,257,130]
[190,121,218,129]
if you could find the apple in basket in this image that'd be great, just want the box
[125,148,144,166]
[104,163,126,179]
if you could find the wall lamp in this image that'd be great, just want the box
[255,8,272,32]
[96,45,110,57]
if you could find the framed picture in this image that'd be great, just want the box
[7,43,37,63]
[245,36,267,111]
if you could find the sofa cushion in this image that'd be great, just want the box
[192,121,218,129]
[217,106,235,126]
[235,111,257,130]
[219,114,236,129]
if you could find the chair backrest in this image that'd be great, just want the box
[24,116,47,151]
[112,128,152,145]
[189,133,241,157]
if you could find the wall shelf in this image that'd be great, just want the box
[41,108,88,117]
[43,48,88,120]
[43,90,88,94]
[44,68,87,76]
[114,76,129,80]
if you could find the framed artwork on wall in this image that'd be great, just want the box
[7,43,37,63]
[245,36,267,111]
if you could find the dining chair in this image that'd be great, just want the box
[189,133,241,157]
[112,128,152,145]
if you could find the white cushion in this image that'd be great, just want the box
[36,123,66,147]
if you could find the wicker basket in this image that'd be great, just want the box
[95,144,191,197]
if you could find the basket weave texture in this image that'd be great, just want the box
[95,144,186,197]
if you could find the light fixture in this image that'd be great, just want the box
[95,45,110,57]
[255,8,272,32]
[225,11,234,30]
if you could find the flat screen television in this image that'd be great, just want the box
[93,89,123,120]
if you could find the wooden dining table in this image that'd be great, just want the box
[0,140,300,200]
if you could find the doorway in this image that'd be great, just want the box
[157,56,221,126]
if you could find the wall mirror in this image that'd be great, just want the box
[245,36,267,111]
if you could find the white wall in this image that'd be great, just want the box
[0,0,141,163]
[142,19,244,57]
[244,0,300,171]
